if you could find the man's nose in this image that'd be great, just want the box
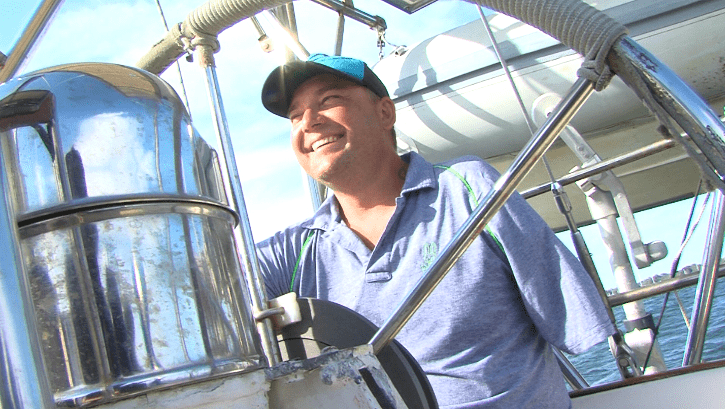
[301,108,324,130]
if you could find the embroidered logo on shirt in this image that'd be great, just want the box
[421,242,438,272]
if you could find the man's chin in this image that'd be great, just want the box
[309,152,353,187]
[316,170,336,188]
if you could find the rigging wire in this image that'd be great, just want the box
[155,0,193,121]
[674,283,692,330]
[475,2,558,182]
[642,181,710,370]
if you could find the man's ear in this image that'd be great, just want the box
[379,97,396,131]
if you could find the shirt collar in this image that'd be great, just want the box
[401,151,437,195]
[301,193,340,232]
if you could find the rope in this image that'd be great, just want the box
[481,0,628,91]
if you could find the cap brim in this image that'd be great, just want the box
[261,60,367,118]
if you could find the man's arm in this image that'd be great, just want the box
[463,158,615,354]
[256,227,311,299]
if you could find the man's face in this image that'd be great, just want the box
[288,74,393,187]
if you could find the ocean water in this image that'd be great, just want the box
[566,278,725,386]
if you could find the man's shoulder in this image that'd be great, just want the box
[434,155,500,181]
[435,154,490,169]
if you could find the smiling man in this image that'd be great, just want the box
[256,53,615,408]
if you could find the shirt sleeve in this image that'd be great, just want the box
[255,226,309,299]
[469,160,615,355]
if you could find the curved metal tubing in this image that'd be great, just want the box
[369,77,595,354]
[136,0,292,74]
[0,0,65,83]
[612,36,725,189]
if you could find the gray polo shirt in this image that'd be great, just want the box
[257,152,614,408]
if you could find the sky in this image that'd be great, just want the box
[1,0,720,291]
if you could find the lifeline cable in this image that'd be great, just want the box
[642,181,709,370]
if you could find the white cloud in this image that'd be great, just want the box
[235,143,299,182]
[245,188,313,240]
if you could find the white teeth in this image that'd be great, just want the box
[312,136,341,151]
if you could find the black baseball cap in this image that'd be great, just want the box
[261,53,389,118]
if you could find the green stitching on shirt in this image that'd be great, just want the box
[290,230,315,293]
[434,164,506,256]
[484,225,505,256]
[434,165,479,207]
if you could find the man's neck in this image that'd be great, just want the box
[332,158,409,249]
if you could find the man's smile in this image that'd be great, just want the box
[311,135,343,151]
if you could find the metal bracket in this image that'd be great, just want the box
[610,331,643,379]
[532,93,668,269]
[265,292,303,329]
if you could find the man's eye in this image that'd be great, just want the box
[321,95,340,105]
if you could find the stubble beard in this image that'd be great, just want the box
[316,146,355,190]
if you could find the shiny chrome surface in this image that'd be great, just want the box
[19,203,263,406]
[0,63,263,406]
[0,63,228,221]
[612,36,725,189]
[0,128,54,409]
[552,347,589,390]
